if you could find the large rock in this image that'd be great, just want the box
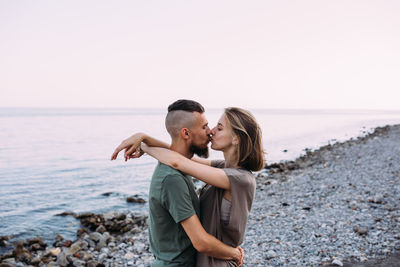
[127,195,146,204]
[68,242,82,255]
[0,236,12,247]
[56,251,68,267]
[89,232,103,242]
[87,260,101,267]
[78,213,105,231]
[12,242,31,263]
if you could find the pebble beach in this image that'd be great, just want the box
[246,124,400,266]
[1,124,399,266]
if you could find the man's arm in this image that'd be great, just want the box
[180,214,242,263]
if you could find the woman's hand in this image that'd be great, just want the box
[111,133,146,161]
[237,246,244,266]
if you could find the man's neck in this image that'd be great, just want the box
[170,142,193,159]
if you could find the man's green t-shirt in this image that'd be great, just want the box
[149,162,200,266]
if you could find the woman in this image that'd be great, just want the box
[115,107,264,266]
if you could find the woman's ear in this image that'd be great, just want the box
[232,135,239,146]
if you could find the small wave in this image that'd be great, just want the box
[57,167,86,173]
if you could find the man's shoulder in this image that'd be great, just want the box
[154,162,183,174]
[153,163,185,180]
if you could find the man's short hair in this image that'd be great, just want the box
[165,100,205,139]
[167,99,205,113]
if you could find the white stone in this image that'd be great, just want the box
[332,259,343,266]
[124,252,135,260]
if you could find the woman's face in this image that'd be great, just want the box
[210,114,236,151]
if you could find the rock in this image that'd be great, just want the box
[87,260,100,267]
[0,236,12,247]
[384,204,395,211]
[96,225,107,234]
[72,259,86,267]
[86,238,96,249]
[116,213,127,220]
[29,242,44,251]
[266,250,277,259]
[56,251,68,267]
[56,211,77,217]
[135,242,145,251]
[77,228,88,237]
[78,213,104,231]
[69,242,82,255]
[332,259,343,266]
[124,252,135,260]
[118,243,127,249]
[126,195,147,204]
[62,240,73,247]
[108,241,116,248]
[98,253,107,263]
[27,237,44,246]
[103,231,111,240]
[103,212,118,221]
[48,247,61,256]
[40,253,54,264]
[0,263,15,267]
[95,238,107,251]
[369,194,384,204]
[82,252,94,261]
[13,242,31,263]
[89,232,103,242]
[30,256,42,265]
[353,226,369,235]
[53,234,65,247]
[100,247,110,254]
[55,234,64,242]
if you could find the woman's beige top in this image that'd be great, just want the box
[196,160,256,267]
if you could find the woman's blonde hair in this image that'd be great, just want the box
[224,107,265,171]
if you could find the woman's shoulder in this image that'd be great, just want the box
[211,160,225,168]
[223,168,255,187]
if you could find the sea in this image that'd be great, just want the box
[0,107,399,247]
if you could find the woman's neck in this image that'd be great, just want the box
[223,147,238,168]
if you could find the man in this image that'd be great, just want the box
[111,100,242,266]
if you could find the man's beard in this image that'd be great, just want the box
[190,144,209,158]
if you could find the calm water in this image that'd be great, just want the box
[0,108,399,246]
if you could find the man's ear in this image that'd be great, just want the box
[180,128,190,140]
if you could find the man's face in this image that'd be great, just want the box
[189,112,211,158]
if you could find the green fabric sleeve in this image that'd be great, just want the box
[160,174,196,223]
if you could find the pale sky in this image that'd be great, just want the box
[1,0,399,110]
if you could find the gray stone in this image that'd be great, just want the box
[89,232,103,242]
[266,250,278,259]
[69,242,82,254]
[98,252,107,263]
[56,251,68,267]
[0,263,15,267]
[72,259,86,267]
[87,260,100,267]
[96,225,107,234]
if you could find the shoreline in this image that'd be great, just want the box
[1,124,399,266]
